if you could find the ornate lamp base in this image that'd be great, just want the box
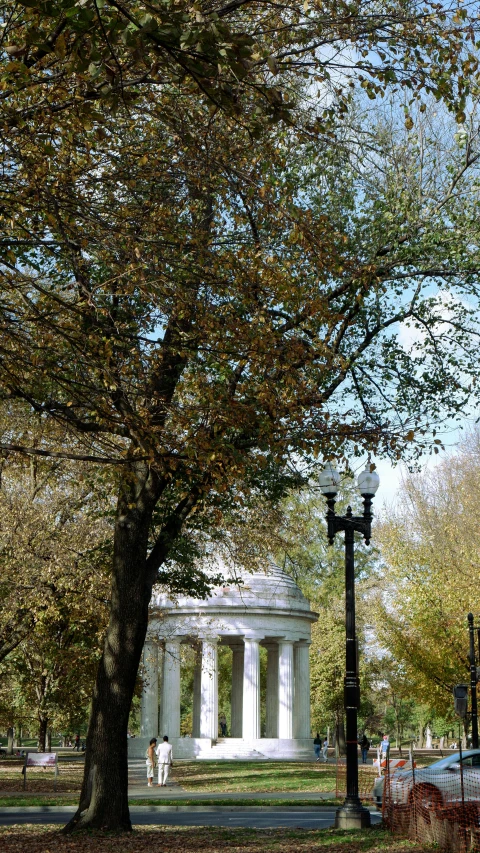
[334,800,371,829]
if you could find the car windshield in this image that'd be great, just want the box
[427,751,479,770]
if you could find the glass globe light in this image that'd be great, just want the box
[319,462,340,496]
[357,464,380,496]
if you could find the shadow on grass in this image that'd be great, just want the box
[0,824,429,852]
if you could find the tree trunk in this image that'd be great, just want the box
[417,722,424,749]
[63,465,158,833]
[7,727,13,755]
[335,717,346,757]
[38,717,48,753]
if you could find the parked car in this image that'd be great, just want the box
[373,749,480,810]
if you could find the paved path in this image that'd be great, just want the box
[0,805,382,829]
[128,787,338,800]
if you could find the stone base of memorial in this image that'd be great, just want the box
[128,736,314,761]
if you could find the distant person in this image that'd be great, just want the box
[145,737,157,787]
[74,734,80,751]
[313,733,322,761]
[359,733,370,764]
[322,737,329,762]
[156,735,173,787]
[381,734,390,761]
[219,714,227,737]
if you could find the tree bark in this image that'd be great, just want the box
[38,717,48,753]
[63,464,158,833]
[335,716,346,757]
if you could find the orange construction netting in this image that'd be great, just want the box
[382,762,480,852]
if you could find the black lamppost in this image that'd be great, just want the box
[319,461,380,829]
[467,613,480,749]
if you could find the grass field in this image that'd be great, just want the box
[0,761,84,793]
[176,761,341,793]
[0,824,430,853]
[0,755,435,803]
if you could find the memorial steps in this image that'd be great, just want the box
[203,738,266,760]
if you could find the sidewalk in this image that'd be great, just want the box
[0,787,338,802]
[127,787,337,801]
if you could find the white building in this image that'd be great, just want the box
[130,566,318,759]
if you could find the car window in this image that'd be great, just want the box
[428,751,480,770]
[429,754,463,770]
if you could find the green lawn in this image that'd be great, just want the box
[176,761,340,792]
[0,761,83,793]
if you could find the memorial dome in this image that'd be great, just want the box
[151,564,313,618]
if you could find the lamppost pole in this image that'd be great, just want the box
[320,463,379,830]
[468,613,479,749]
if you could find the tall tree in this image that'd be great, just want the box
[2,24,480,828]
[374,430,480,720]
[0,410,111,664]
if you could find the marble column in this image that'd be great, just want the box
[200,639,218,739]
[293,642,311,738]
[230,643,244,737]
[242,638,260,740]
[140,640,159,738]
[192,645,201,738]
[264,642,279,738]
[278,640,294,739]
[161,639,181,738]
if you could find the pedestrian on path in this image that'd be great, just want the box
[313,733,321,761]
[156,735,173,786]
[322,737,328,762]
[359,733,370,764]
[146,737,157,787]
[380,733,390,766]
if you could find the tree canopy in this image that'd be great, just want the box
[2,0,480,831]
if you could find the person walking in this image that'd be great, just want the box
[359,733,370,764]
[380,733,390,768]
[313,733,322,761]
[146,737,157,787]
[156,735,173,787]
[322,737,329,762]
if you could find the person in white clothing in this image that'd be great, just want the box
[146,737,157,787]
[156,735,173,786]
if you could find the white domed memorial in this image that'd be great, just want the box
[130,566,318,759]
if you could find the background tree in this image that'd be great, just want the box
[0,411,111,745]
[1,588,107,750]
[374,430,480,733]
